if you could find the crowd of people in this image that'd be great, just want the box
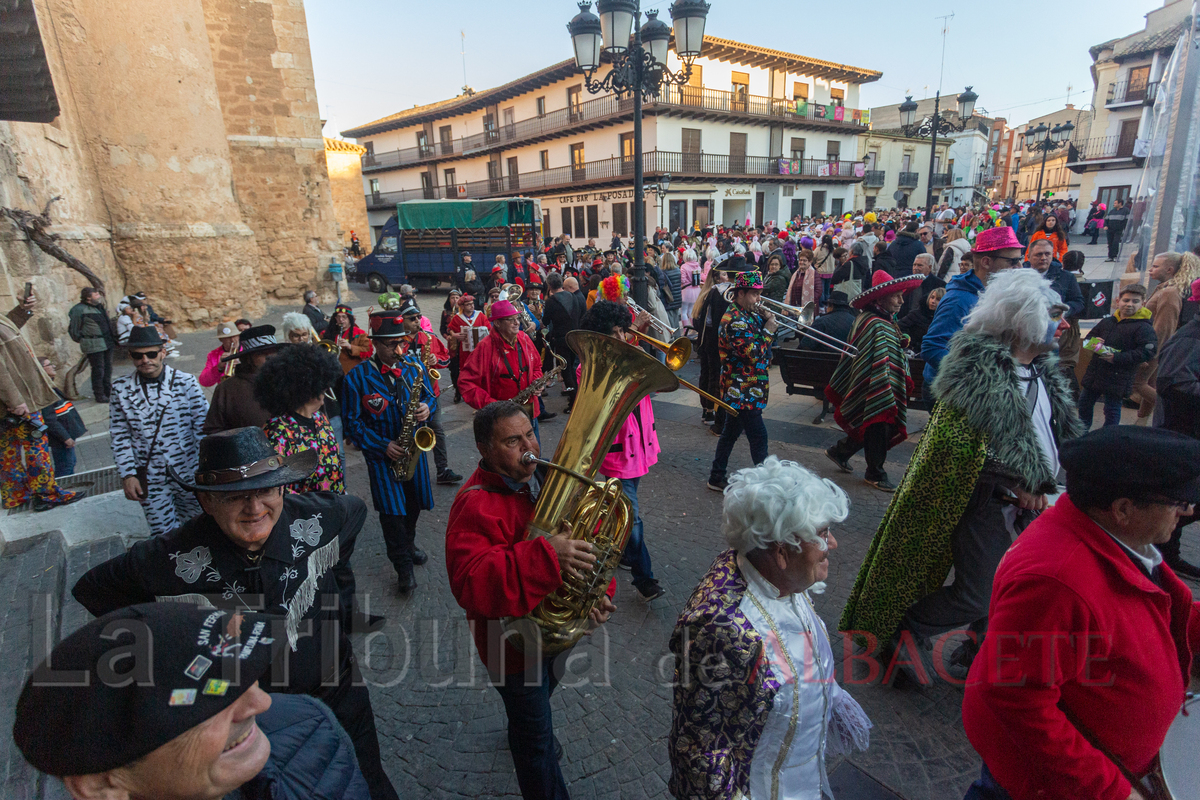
[4,196,1200,800]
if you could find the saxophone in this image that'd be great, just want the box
[504,330,679,655]
[387,355,436,482]
[511,351,567,415]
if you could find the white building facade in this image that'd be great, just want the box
[343,37,881,245]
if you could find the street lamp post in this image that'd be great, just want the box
[655,172,673,230]
[898,86,978,219]
[1023,120,1075,201]
[567,0,709,306]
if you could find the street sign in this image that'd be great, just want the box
[893,190,906,202]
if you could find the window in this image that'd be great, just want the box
[901,152,912,172]
[561,207,572,237]
[536,97,546,117]
[682,63,703,104]
[483,114,497,142]
[669,200,686,231]
[830,198,844,217]
[503,108,515,128]
[567,85,582,118]
[444,168,456,186]
[439,125,453,155]
[416,130,431,156]
[1098,186,1131,209]
[419,172,433,197]
[586,205,599,239]
[363,141,375,164]
[826,141,840,162]
[620,132,635,159]
[573,206,586,238]
[790,198,806,219]
[507,156,518,176]
[811,191,826,215]
[790,137,805,160]
[570,142,585,169]
[1128,65,1151,100]
[830,87,845,107]
[613,202,628,236]
[369,178,380,194]
[732,71,749,111]
[687,64,703,87]
[793,82,809,101]
[729,132,747,174]
[540,150,550,170]
[782,185,794,197]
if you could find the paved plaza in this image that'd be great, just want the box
[4,260,1198,800]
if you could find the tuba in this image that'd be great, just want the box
[506,330,679,655]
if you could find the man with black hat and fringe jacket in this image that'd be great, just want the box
[72,427,399,800]
[341,309,438,594]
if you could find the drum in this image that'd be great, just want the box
[1153,693,1198,800]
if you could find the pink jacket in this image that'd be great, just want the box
[578,364,660,479]
[198,345,228,388]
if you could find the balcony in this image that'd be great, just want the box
[931,172,952,188]
[1067,135,1139,164]
[897,171,919,188]
[361,86,869,174]
[864,170,886,188]
[1106,79,1158,106]
[365,150,865,210]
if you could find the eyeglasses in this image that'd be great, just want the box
[988,255,1024,268]
[129,350,162,361]
[209,486,282,507]
[1148,498,1195,511]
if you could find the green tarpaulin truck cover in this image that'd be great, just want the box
[395,199,539,230]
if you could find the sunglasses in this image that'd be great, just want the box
[209,486,282,507]
[129,350,162,361]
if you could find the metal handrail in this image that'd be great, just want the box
[1106,79,1156,105]
[864,170,885,187]
[362,87,870,174]
[365,150,865,210]
[897,171,920,187]
[1069,135,1138,161]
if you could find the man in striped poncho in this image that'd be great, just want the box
[824,270,923,492]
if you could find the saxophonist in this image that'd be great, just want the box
[445,400,616,800]
[342,310,436,593]
[396,301,462,485]
[458,299,555,435]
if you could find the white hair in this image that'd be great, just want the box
[722,455,849,580]
[913,253,935,267]
[734,243,747,255]
[705,246,719,261]
[281,312,317,341]
[749,241,762,254]
[683,248,698,262]
[962,268,1063,349]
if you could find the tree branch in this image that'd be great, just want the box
[1,196,105,290]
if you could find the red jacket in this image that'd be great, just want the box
[963,496,1200,800]
[445,465,563,674]
[458,330,543,416]
[445,310,491,358]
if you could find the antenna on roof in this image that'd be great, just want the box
[461,30,470,95]
[936,12,954,96]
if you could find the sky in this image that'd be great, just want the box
[306,0,1160,141]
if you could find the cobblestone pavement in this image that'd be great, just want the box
[346,387,973,800]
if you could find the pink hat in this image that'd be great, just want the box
[488,299,518,319]
[973,226,1022,253]
[1189,277,1200,303]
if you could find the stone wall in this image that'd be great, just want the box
[325,139,371,248]
[201,0,341,304]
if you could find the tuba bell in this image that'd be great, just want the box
[506,330,679,655]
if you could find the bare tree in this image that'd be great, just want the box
[1,196,105,289]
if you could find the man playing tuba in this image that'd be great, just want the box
[445,400,615,800]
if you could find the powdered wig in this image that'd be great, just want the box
[683,247,698,263]
[961,268,1063,349]
[722,456,849,561]
[280,312,317,343]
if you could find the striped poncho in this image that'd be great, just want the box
[824,309,912,445]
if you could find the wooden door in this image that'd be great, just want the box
[729,132,747,174]
[1117,119,1139,158]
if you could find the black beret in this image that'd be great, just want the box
[14,603,278,776]
[1060,426,1200,503]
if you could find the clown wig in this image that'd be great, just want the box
[600,275,630,302]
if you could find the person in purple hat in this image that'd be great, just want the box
[919,225,1023,398]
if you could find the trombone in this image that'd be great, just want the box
[626,297,677,339]
[625,329,739,417]
[723,291,859,357]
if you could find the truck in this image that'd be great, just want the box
[349,198,543,293]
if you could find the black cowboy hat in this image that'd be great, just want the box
[220,325,287,362]
[168,426,317,492]
[125,326,168,349]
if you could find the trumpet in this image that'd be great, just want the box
[626,297,676,338]
[722,290,859,357]
[624,329,739,417]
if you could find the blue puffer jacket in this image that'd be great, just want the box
[921,270,985,385]
[225,695,370,800]
[886,230,927,277]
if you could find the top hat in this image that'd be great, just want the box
[125,326,168,349]
[169,426,316,492]
[367,310,407,338]
[221,325,285,362]
[13,602,278,777]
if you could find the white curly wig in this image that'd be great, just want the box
[722,456,849,557]
[961,268,1064,349]
[281,312,318,342]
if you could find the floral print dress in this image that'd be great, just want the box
[263,410,345,494]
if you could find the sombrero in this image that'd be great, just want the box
[851,270,924,310]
